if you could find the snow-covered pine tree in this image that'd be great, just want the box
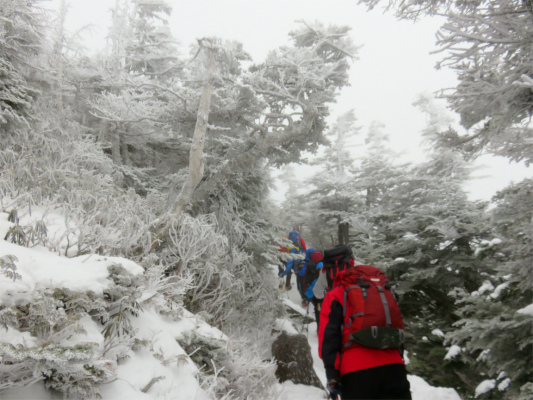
[383,150,493,393]
[335,119,492,393]
[299,110,361,248]
[277,164,310,234]
[0,0,43,128]
[360,0,533,164]
[125,0,177,76]
[445,178,533,400]
[87,0,187,194]
[344,121,411,262]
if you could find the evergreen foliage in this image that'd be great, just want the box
[304,105,531,397]
[1,0,529,398]
[355,149,493,396]
[0,255,21,282]
[360,0,533,164]
[446,178,533,399]
[0,0,43,128]
[300,111,361,247]
[0,2,358,398]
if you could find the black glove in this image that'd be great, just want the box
[327,378,342,400]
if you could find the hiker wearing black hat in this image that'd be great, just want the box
[318,245,411,400]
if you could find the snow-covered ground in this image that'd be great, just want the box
[0,212,217,399]
[0,211,461,399]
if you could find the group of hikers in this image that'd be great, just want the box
[278,230,412,400]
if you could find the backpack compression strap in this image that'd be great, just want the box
[342,285,366,328]
[376,285,392,327]
[342,282,402,350]
[342,284,364,349]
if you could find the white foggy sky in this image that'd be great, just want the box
[52,0,531,200]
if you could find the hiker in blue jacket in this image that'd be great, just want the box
[298,247,317,307]
[279,246,301,291]
[279,230,306,291]
[304,250,324,329]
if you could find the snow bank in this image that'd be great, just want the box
[408,375,462,400]
[0,210,217,400]
[99,347,210,400]
[278,380,326,400]
[0,238,143,306]
[2,302,216,400]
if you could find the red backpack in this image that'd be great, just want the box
[335,266,405,350]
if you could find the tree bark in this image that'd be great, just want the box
[155,42,216,242]
[111,125,122,166]
[54,0,66,116]
[337,220,350,245]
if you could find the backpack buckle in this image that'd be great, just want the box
[371,326,378,339]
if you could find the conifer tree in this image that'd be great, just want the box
[337,117,492,392]
[304,110,361,247]
[446,178,533,399]
[344,122,410,262]
[379,150,492,393]
[0,0,43,129]
[360,0,533,164]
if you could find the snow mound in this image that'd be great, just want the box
[408,375,462,400]
[0,239,143,306]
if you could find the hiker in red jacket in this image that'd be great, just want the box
[318,265,411,400]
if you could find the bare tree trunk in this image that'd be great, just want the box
[366,186,376,208]
[53,0,67,116]
[155,42,216,242]
[98,119,108,143]
[121,140,131,165]
[111,125,122,165]
[337,219,349,245]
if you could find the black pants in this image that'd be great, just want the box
[296,274,306,299]
[285,270,292,287]
[312,297,322,329]
[340,364,411,399]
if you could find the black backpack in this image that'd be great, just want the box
[303,250,321,286]
[323,244,354,290]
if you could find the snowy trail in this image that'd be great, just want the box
[275,269,462,400]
